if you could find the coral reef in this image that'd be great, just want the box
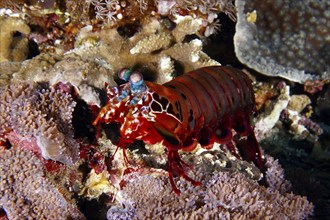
[69,16,220,79]
[234,0,330,83]
[0,1,324,219]
[0,0,237,54]
[253,75,328,219]
[0,52,114,109]
[0,147,85,220]
[106,153,313,219]
[0,16,30,62]
[260,124,330,220]
[255,81,323,143]
[255,83,291,140]
[11,53,115,105]
[0,82,79,164]
[288,95,311,114]
[1,16,219,88]
[87,0,236,32]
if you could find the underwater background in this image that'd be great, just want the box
[0,0,329,219]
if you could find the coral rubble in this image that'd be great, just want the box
[255,83,291,140]
[234,0,330,83]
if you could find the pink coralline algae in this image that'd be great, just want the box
[304,79,326,95]
[0,82,79,164]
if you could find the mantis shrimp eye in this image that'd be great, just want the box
[118,68,132,81]
[129,71,146,93]
[129,71,143,84]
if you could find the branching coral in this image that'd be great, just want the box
[69,16,220,84]
[106,153,313,219]
[234,0,330,83]
[0,16,30,62]
[0,147,85,220]
[0,82,79,164]
[0,16,217,89]
[0,6,225,88]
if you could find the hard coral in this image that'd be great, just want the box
[14,53,115,91]
[0,82,79,164]
[0,52,113,108]
[88,0,236,35]
[234,0,330,83]
[0,147,85,220]
[107,154,313,219]
[1,11,221,88]
[71,17,219,84]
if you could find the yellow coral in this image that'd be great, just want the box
[79,169,115,199]
[246,10,257,23]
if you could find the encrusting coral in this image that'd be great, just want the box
[0,82,79,164]
[8,53,115,107]
[0,16,30,62]
[0,147,85,220]
[234,0,330,83]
